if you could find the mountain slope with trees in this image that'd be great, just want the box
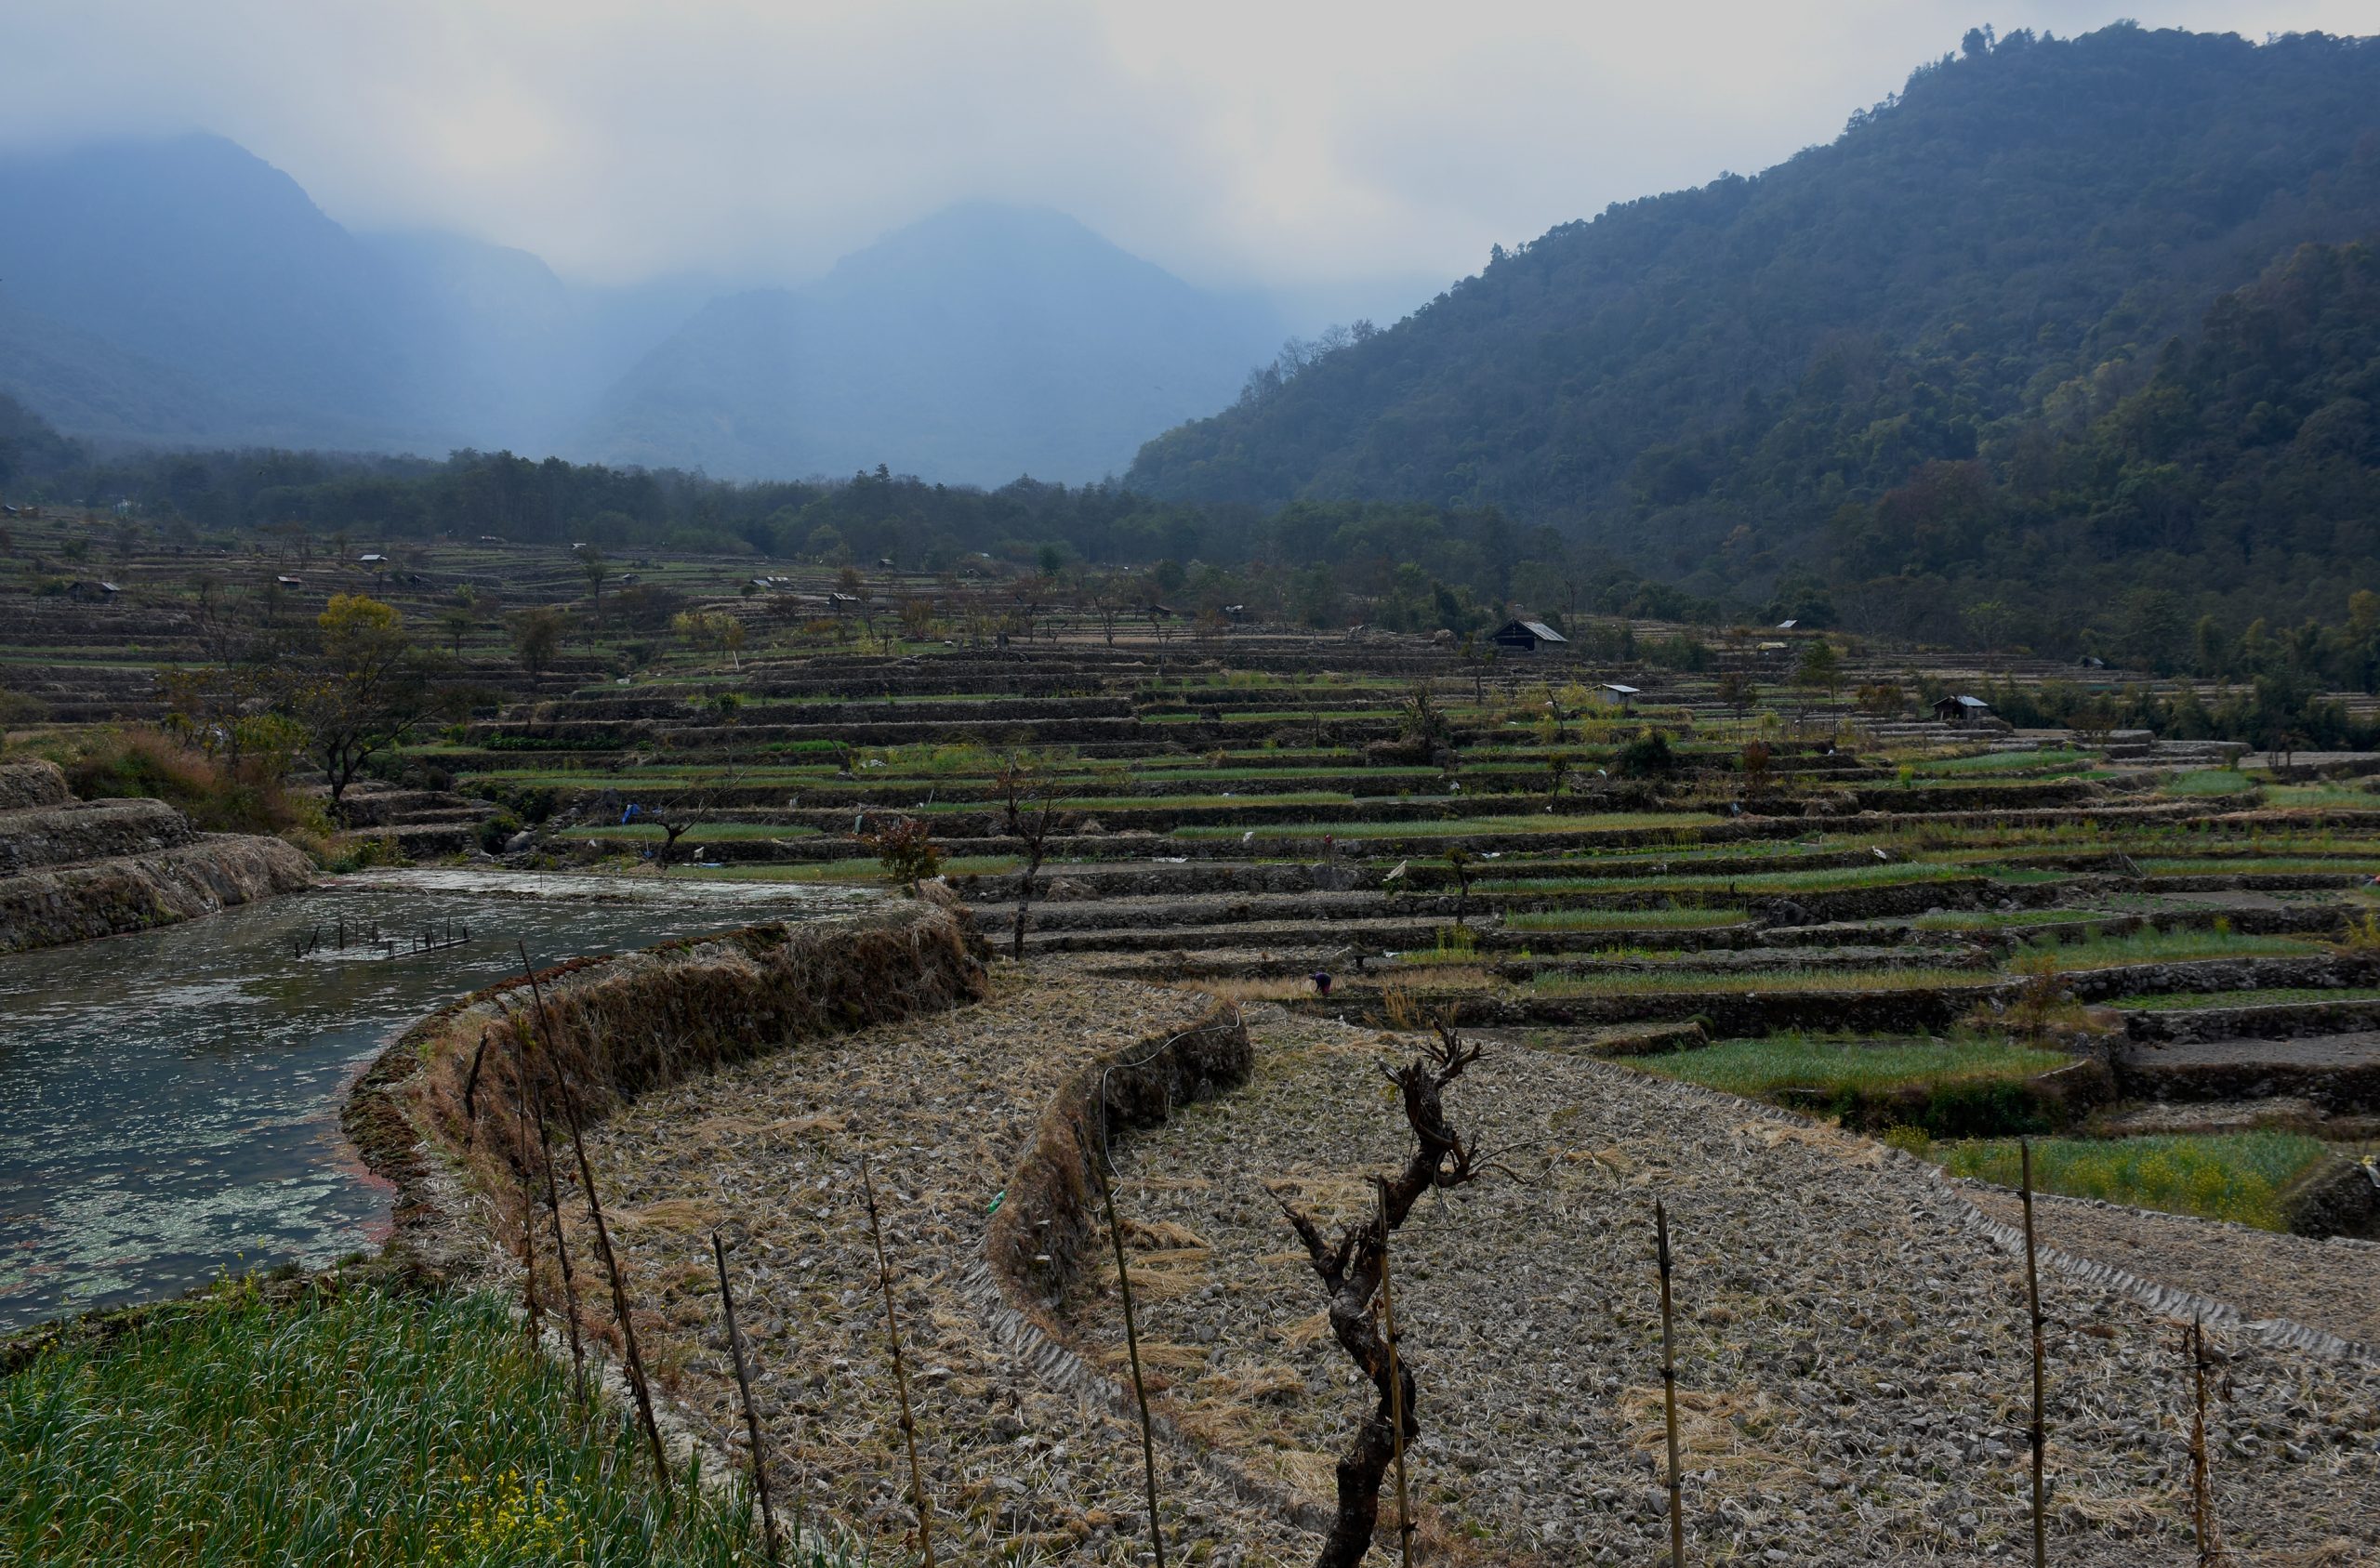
[1833,236,2380,655]
[1126,25,2380,631]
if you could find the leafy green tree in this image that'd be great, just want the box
[1794,640,1841,701]
[671,609,747,672]
[289,594,434,821]
[578,546,611,618]
[512,606,569,686]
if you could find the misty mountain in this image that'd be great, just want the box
[0,135,429,448]
[0,135,722,456]
[1126,25,2380,607]
[583,204,1287,483]
[0,138,1295,482]
[355,231,721,454]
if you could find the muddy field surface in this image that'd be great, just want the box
[2123,1032,2380,1071]
[1962,1185,2380,1351]
[574,972,1319,1564]
[1074,1004,2380,1564]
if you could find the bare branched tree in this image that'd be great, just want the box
[1273,1023,1497,1568]
[997,752,1064,960]
[642,731,747,868]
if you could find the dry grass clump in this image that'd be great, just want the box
[1618,1383,1810,1482]
[63,724,317,836]
[1192,976,1317,1004]
[380,901,987,1207]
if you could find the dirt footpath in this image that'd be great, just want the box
[1074,1004,2380,1565]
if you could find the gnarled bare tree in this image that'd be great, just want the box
[1274,1023,1496,1568]
[997,751,1064,960]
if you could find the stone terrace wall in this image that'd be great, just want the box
[0,759,312,955]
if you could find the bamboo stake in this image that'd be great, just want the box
[531,1072,588,1410]
[859,1151,936,1568]
[1377,1185,1414,1568]
[1656,1199,1686,1568]
[2188,1317,2221,1565]
[2021,1139,2047,1568]
[510,1062,542,1341]
[520,942,671,1496]
[1088,1140,1166,1568]
[712,1230,782,1565]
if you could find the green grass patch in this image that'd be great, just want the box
[2136,856,2378,876]
[1174,811,1724,840]
[1529,965,1980,996]
[1479,861,1966,897]
[674,855,1022,881]
[1503,905,1750,930]
[1937,1131,2331,1230]
[909,790,1356,814]
[1910,908,2106,930]
[1912,749,2088,775]
[579,822,823,841]
[2011,927,2320,968]
[2262,784,2380,810]
[1,1281,793,1566]
[2159,769,2260,797]
[2109,985,2380,1010]
[1635,1033,2069,1098]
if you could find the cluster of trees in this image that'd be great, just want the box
[1937,668,2380,755]
[151,591,472,829]
[1826,239,2380,652]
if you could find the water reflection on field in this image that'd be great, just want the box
[0,869,868,1331]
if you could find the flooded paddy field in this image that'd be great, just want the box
[0,868,867,1330]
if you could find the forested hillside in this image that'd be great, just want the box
[1127,25,2380,638]
[1831,238,2380,656]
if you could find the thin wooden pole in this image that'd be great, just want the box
[510,1061,542,1342]
[521,942,671,1496]
[462,1029,490,1132]
[1089,1142,1166,1568]
[2021,1139,2047,1568]
[1656,1200,1686,1568]
[1377,1186,1414,1568]
[712,1230,782,1565]
[2188,1317,2221,1565]
[531,1072,588,1410]
[859,1151,936,1568]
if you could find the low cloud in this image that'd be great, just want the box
[0,0,2367,300]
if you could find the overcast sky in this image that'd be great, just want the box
[3,2,2372,311]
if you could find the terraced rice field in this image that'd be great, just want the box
[13,534,2380,1560]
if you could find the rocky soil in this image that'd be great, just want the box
[483,960,2380,1564]
[1075,1003,2380,1564]
[1962,1185,2380,1351]
[569,972,1320,1565]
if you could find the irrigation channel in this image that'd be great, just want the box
[0,868,872,1331]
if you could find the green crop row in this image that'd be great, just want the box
[2,1280,813,1567]
[1937,1131,2331,1231]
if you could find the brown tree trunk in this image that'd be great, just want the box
[1010,850,1042,961]
[1277,1026,1488,1568]
[1315,1269,1419,1567]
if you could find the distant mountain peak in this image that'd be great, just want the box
[587,203,1285,482]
